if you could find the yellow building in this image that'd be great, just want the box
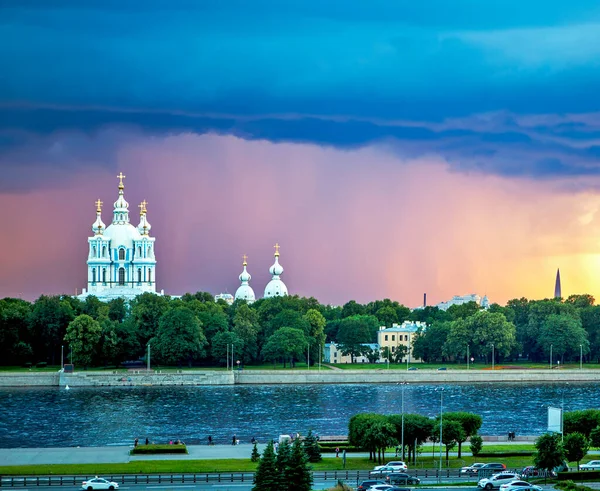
[376,321,426,363]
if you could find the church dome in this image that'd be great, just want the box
[264,243,288,298]
[235,256,255,303]
[103,223,141,249]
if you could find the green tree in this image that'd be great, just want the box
[444,412,483,458]
[63,314,102,367]
[432,419,465,463]
[129,293,170,346]
[470,435,483,456]
[152,307,207,366]
[565,294,595,309]
[589,426,600,448]
[387,413,433,464]
[534,433,565,478]
[337,315,379,362]
[30,295,75,365]
[284,438,312,491]
[233,303,260,362]
[564,409,600,437]
[0,298,32,365]
[363,417,397,464]
[211,331,244,365]
[304,309,326,365]
[412,321,450,362]
[261,327,307,367]
[252,440,279,491]
[341,300,365,318]
[442,319,472,362]
[563,432,589,470]
[107,298,127,323]
[303,429,322,462]
[469,310,517,363]
[539,314,589,364]
[251,442,260,463]
[447,301,480,320]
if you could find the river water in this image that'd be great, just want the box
[0,382,594,448]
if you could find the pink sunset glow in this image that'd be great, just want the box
[1,132,600,306]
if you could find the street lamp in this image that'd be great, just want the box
[147,343,151,371]
[236,360,241,371]
[550,344,553,369]
[401,383,407,460]
[580,344,583,370]
[61,345,64,369]
[491,343,495,371]
[467,345,470,370]
[439,388,444,472]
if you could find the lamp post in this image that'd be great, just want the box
[147,343,151,372]
[401,383,406,460]
[61,345,64,369]
[439,388,444,472]
[467,345,470,370]
[307,343,310,370]
[580,344,583,370]
[226,344,229,371]
[550,344,553,369]
[236,360,240,371]
[491,343,495,371]
[406,347,410,371]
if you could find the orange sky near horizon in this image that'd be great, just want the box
[1,133,600,307]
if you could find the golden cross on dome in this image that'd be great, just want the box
[138,199,148,215]
[95,199,103,212]
[274,243,280,256]
[117,172,126,189]
[242,254,248,265]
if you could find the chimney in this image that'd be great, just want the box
[423,293,427,308]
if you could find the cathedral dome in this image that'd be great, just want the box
[235,256,255,303]
[103,223,141,249]
[264,243,288,298]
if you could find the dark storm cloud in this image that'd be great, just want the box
[2,0,600,185]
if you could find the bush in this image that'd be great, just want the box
[470,435,483,456]
[557,471,600,482]
[130,444,187,455]
[22,362,32,368]
[36,362,47,368]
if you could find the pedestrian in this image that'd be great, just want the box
[134,438,138,447]
[251,437,257,444]
[232,434,237,445]
[208,435,213,446]
[145,437,149,445]
[335,447,340,458]
[395,445,400,457]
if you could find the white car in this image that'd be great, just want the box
[478,472,521,490]
[580,460,600,471]
[367,486,395,491]
[370,466,399,476]
[81,478,119,490]
[499,481,542,491]
[373,461,408,471]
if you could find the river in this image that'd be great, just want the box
[0,382,592,448]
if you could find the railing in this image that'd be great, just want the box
[0,469,518,487]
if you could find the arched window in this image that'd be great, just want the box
[92,269,96,284]
[92,245,97,257]
[118,267,125,286]
[137,268,142,283]
[102,246,106,257]
[138,246,142,257]
[148,269,152,284]
[118,249,125,260]
[102,269,106,284]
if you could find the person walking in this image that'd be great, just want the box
[208,435,213,446]
[335,447,340,458]
[232,434,237,445]
[134,438,138,447]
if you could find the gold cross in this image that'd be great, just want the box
[274,243,280,256]
[117,172,126,189]
[95,199,103,212]
[242,254,248,265]
[138,199,148,215]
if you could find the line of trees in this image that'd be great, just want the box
[348,411,482,464]
[1,292,600,367]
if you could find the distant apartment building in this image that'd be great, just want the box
[377,320,426,363]
[414,293,490,311]
[324,342,381,364]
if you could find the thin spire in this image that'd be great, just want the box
[554,268,562,299]
[274,242,280,257]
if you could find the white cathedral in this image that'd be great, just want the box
[78,173,161,301]
[79,173,289,303]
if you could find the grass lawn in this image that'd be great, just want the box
[329,362,600,370]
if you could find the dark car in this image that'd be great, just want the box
[437,367,447,371]
[357,480,385,491]
[386,473,421,485]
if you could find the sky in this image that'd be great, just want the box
[2,0,600,306]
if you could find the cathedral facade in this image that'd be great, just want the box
[78,173,160,301]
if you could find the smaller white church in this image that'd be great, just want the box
[78,173,161,301]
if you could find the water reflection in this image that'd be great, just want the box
[0,382,590,448]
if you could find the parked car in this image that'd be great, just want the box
[520,466,555,478]
[408,367,418,371]
[478,463,508,476]
[368,487,410,491]
[81,478,119,491]
[374,461,408,471]
[478,472,521,490]
[357,480,386,491]
[499,481,542,491]
[371,466,401,477]
[460,463,486,475]
[580,460,600,471]
[386,473,421,485]
[437,367,447,371]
